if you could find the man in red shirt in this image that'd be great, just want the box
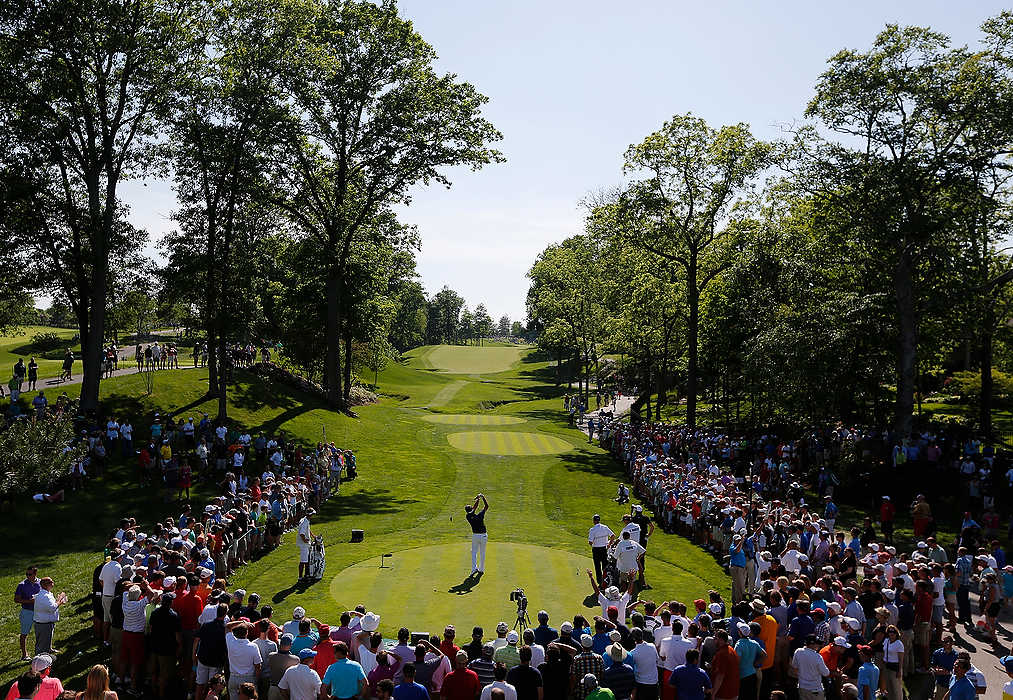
[914,580,934,672]
[708,630,740,700]
[171,575,203,694]
[440,650,480,700]
[880,496,896,544]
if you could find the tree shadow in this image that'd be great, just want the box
[318,488,419,519]
[448,571,483,595]
[557,452,624,478]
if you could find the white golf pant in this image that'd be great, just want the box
[471,533,488,572]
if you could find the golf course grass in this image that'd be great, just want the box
[410,344,527,374]
[447,430,573,456]
[0,343,729,690]
[422,414,526,425]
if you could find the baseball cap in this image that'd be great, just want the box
[709,603,722,615]
[608,630,622,642]
[833,636,850,648]
[506,631,519,644]
[560,621,574,633]
[31,654,53,673]
[1000,655,1013,674]
[298,648,317,660]
[292,606,305,619]
[580,634,593,648]
[496,621,509,633]
[280,634,295,647]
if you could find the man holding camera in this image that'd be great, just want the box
[466,494,490,574]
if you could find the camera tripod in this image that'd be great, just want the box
[513,599,531,630]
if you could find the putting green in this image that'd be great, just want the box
[413,345,526,374]
[447,430,572,456]
[422,414,526,426]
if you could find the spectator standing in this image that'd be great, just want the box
[277,648,321,700]
[600,644,634,700]
[14,566,41,661]
[320,641,367,700]
[148,592,182,700]
[792,635,830,700]
[441,651,481,700]
[266,633,299,700]
[479,664,516,700]
[396,663,433,700]
[505,646,542,700]
[32,577,65,656]
[667,649,711,700]
[225,621,263,700]
[629,628,659,700]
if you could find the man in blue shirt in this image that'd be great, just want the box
[321,641,367,700]
[930,636,957,696]
[855,645,879,700]
[734,623,765,700]
[729,535,747,603]
[533,611,559,648]
[393,662,429,700]
[947,659,977,700]
[668,649,711,700]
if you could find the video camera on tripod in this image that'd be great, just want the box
[509,588,530,630]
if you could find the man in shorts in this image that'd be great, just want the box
[14,566,41,661]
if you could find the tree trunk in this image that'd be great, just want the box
[324,258,343,408]
[343,326,353,404]
[893,251,917,436]
[981,320,994,441]
[686,256,700,429]
[216,339,228,420]
[80,270,107,412]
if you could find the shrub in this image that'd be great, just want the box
[30,332,65,352]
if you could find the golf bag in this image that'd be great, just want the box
[602,541,621,589]
[307,535,326,579]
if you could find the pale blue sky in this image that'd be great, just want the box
[119,0,1008,322]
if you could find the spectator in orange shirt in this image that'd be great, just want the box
[708,630,740,700]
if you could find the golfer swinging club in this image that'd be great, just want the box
[466,493,489,574]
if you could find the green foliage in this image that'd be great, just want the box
[949,370,1013,399]
[30,332,65,352]
[0,407,86,499]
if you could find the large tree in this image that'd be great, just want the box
[619,114,770,428]
[800,23,1013,435]
[0,0,202,410]
[269,0,503,408]
[165,0,303,417]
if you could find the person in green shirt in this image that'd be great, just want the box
[493,632,521,669]
[7,375,20,402]
[583,673,615,700]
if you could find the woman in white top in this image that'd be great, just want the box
[881,625,904,700]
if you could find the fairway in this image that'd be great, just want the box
[447,430,573,455]
[422,413,526,425]
[412,344,527,374]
